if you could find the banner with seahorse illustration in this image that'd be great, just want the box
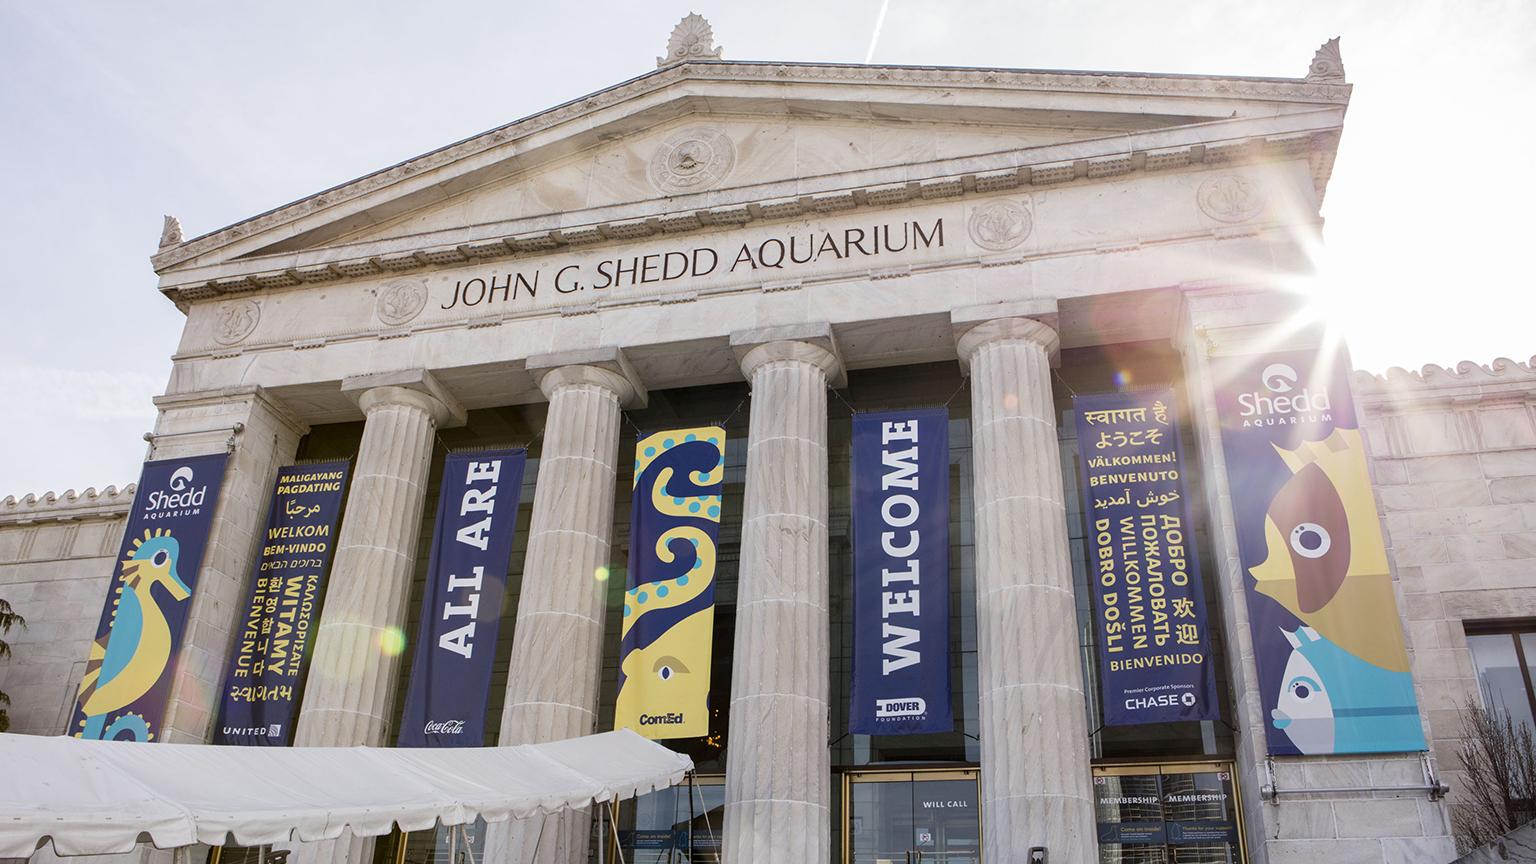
[1213,348,1424,756]
[69,453,229,741]
[615,427,725,740]
[213,460,350,745]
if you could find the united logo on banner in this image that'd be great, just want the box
[69,453,229,741]
[213,461,349,745]
[1073,390,1218,726]
[616,427,725,740]
[849,409,953,736]
[398,449,527,747]
[1213,348,1424,755]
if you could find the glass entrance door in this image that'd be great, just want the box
[845,770,980,864]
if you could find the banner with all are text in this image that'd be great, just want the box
[616,427,726,740]
[1074,390,1218,726]
[214,460,349,745]
[850,409,953,735]
[70,453,229,741]
[398,449,527,746]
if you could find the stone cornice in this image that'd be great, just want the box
[1355,357,1536,409]
[151,58,1348,283]
[159,130,1337,306]
[1,484,136,525]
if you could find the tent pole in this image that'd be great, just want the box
[597,802,606,864]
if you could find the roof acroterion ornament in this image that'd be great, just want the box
[158,215,184,249]
[658,13,722,68]
[1305,37,1345,84]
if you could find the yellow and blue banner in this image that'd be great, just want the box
[213,461,349,745]
[70,453,229,741]
[850,409,953,735]
[1214,348,1424,755]
[1073,390,1218,726]
[616,427,725,740]
[398,449,527,747]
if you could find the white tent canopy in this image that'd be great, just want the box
[0,729,692,858]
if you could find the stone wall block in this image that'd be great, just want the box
[1404,454,1482,483]
[1333,799,1425,839]
[1480,450,1536,478]
[1492,477,1536,504]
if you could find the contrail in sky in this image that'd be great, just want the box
[864,0,892,64]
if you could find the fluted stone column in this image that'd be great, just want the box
[956,311,1096,862]
[293,370,463,864]
[488,350,644,864]
[721,326,843,864]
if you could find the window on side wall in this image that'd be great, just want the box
[1466,625,1536,733]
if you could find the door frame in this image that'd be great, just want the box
[1091,758,1248,864]
[841,767,982,864]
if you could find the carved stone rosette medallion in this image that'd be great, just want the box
[1196,173,1265,223]
[648,127,736,195]
[376,278,427,326]
[967,199,1033,251]
[213,299,260,345]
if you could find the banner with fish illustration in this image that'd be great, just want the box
[213,461,349,745]
[69,453,229,741]
[1213,348,1424,755]
[850,408,953,735]
[616,427,726,740]
[1074,390,1218,726]
[398,449,527,747]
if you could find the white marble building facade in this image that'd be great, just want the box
[9,18,1529,864]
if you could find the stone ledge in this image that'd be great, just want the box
[0,485,137,526]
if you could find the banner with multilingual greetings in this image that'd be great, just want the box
[616,427,726,740]
[213,461,349,745]
[69,453,229,741]
[1214,348,1424,755]
[849,408,954,736]
[1074,391,1218,726]
[398,449,527,747]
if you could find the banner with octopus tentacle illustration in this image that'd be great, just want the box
[1213,348,1424,756]
[616,426,726,740]
[69,453,229,741]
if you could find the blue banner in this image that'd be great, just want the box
[1214,349,1424,755]
[616,427,725,740]
[398,449,527,747]
[69,453,229,741]
[213,461,350,745]
[1074,390,1218,726]
[850,409,953,735]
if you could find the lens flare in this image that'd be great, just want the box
[379,626,406,656]
[594,566,610,582]
[1113,369,1132,389]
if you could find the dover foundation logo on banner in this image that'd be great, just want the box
[849,409,953,736]
[398,449,528,747]
[70,453,229,741]
[1214,348,1424,756]
[616,427,726,740]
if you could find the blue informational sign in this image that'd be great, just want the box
[1214,349,1424,755]
[213,461,350,745]
[398,449,527,747]
[69,453,229,741]
[1074,390,1219,726]
[849,408,953,736]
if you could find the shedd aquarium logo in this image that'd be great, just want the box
[145,466,211,520]
[1235,362,1332,428]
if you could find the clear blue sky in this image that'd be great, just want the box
[3,0,1532,497]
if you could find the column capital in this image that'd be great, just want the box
[730,322,846,386]
[953,301,1060,372]
[527,346,647,408]
[1175,284,1321,357]
[341,368,466,428]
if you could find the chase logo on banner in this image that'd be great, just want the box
[213,461,350,745]
[849,408,953,736]
[70,453,228,741]
[616,427,725,741]
[1215,348,1424,756]
[398,449,527,747]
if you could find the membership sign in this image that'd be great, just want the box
[214,461,349,745]
[1214,349,1424,755]
[849,409,953,735]
[1074,391,1218,726]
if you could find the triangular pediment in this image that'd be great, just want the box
[152,59,1349,301]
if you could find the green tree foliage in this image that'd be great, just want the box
[0,598,23,733]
